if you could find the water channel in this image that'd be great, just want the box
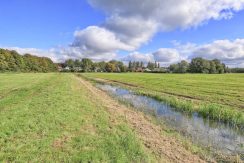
[97,84,244,157]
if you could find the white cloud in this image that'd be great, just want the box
[4,38,244,67]
[121,52,154,63]
[4,0,244,65]
[89,0,244,31]
[121,39,244,67]
[153,48,181,63]
[189,39,244,67]
[69,0,244,59]
[72,26,134,52]
[104,16,158,48]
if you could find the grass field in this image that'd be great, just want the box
[83,73,244,127]
[0,73,154,162]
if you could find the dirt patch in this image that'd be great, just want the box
[76,76,210,163]
[52,135,71,149]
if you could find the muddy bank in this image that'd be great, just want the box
[76,76,207,163]
[97,84,244,161]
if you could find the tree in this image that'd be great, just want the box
[105,63,116,72]
[65,59,75,68]
[0,48,57,72]
[96,61,107,72]
[209,61,217,74]
[213,59,224,74]
[81,58,93,72]
[147,62,155,70]
[189,57,206,73]
[128,61,132,71]
[109,60,127,72]
[140,61,144,68]
[189,58,226,74]
[178,60,189,73]
[74,59,82,67]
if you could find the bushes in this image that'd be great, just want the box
[169,58,229,74]
[0,49,57,72]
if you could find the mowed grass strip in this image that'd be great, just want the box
[0,73,153,162]
[83,73,244,127]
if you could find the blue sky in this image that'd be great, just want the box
[1,0,244,67]
[0,0,104,48]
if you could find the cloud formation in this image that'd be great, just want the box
[3,0,244,67]
[4,38,244,67]
[120,39,244,67]
[189,39,244,67]
[67,0,244,60]
[153,48,182,65]
[122,52,154,63]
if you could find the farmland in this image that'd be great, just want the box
[0,73,154,162]
[0,73,210,162]
[0,73,243,162]
[83,73,244,127]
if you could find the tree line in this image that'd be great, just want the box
[169,58,230,74]
[230,68,244,73]
[128,61,160,72]
[0,48,57,72]
[62,57,240,74]
[62,59,127,72]
[62,59,165,73]
[1,48,242,74]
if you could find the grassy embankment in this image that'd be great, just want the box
[0,73,154,162]
[82,73,244,128]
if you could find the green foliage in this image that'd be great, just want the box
[81,58,93,72]
[0,48,57,72]
[169,58,229,74]
[147,61,157,70]
[169,60,189,73]
[63,59,127,73]
[189,58,228,74]
[128,61,144,72]
[105,62,116,72]
[230,68,244,73]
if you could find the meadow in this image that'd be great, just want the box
[0,73,154,162]
[83,73,244,127]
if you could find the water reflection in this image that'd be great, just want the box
[97,84,244,156]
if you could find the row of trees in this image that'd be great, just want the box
[230,68,244,73]
[63,59,127,72]
[128,61,160,72]
[0,49,57,72]
[63,59,164,73]
[1,49,241,74]
[169,58,229,74]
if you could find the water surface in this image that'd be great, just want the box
[97,84,244,156]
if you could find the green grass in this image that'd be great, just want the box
[82,73,244,127]
[0,73,154,162]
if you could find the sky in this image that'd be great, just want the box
[1,0,244,67]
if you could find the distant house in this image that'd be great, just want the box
[57,66,63,72]
[73,67,82,72]
[64,66,70,71]
[144,68,152,72]
[135,67,144,72]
